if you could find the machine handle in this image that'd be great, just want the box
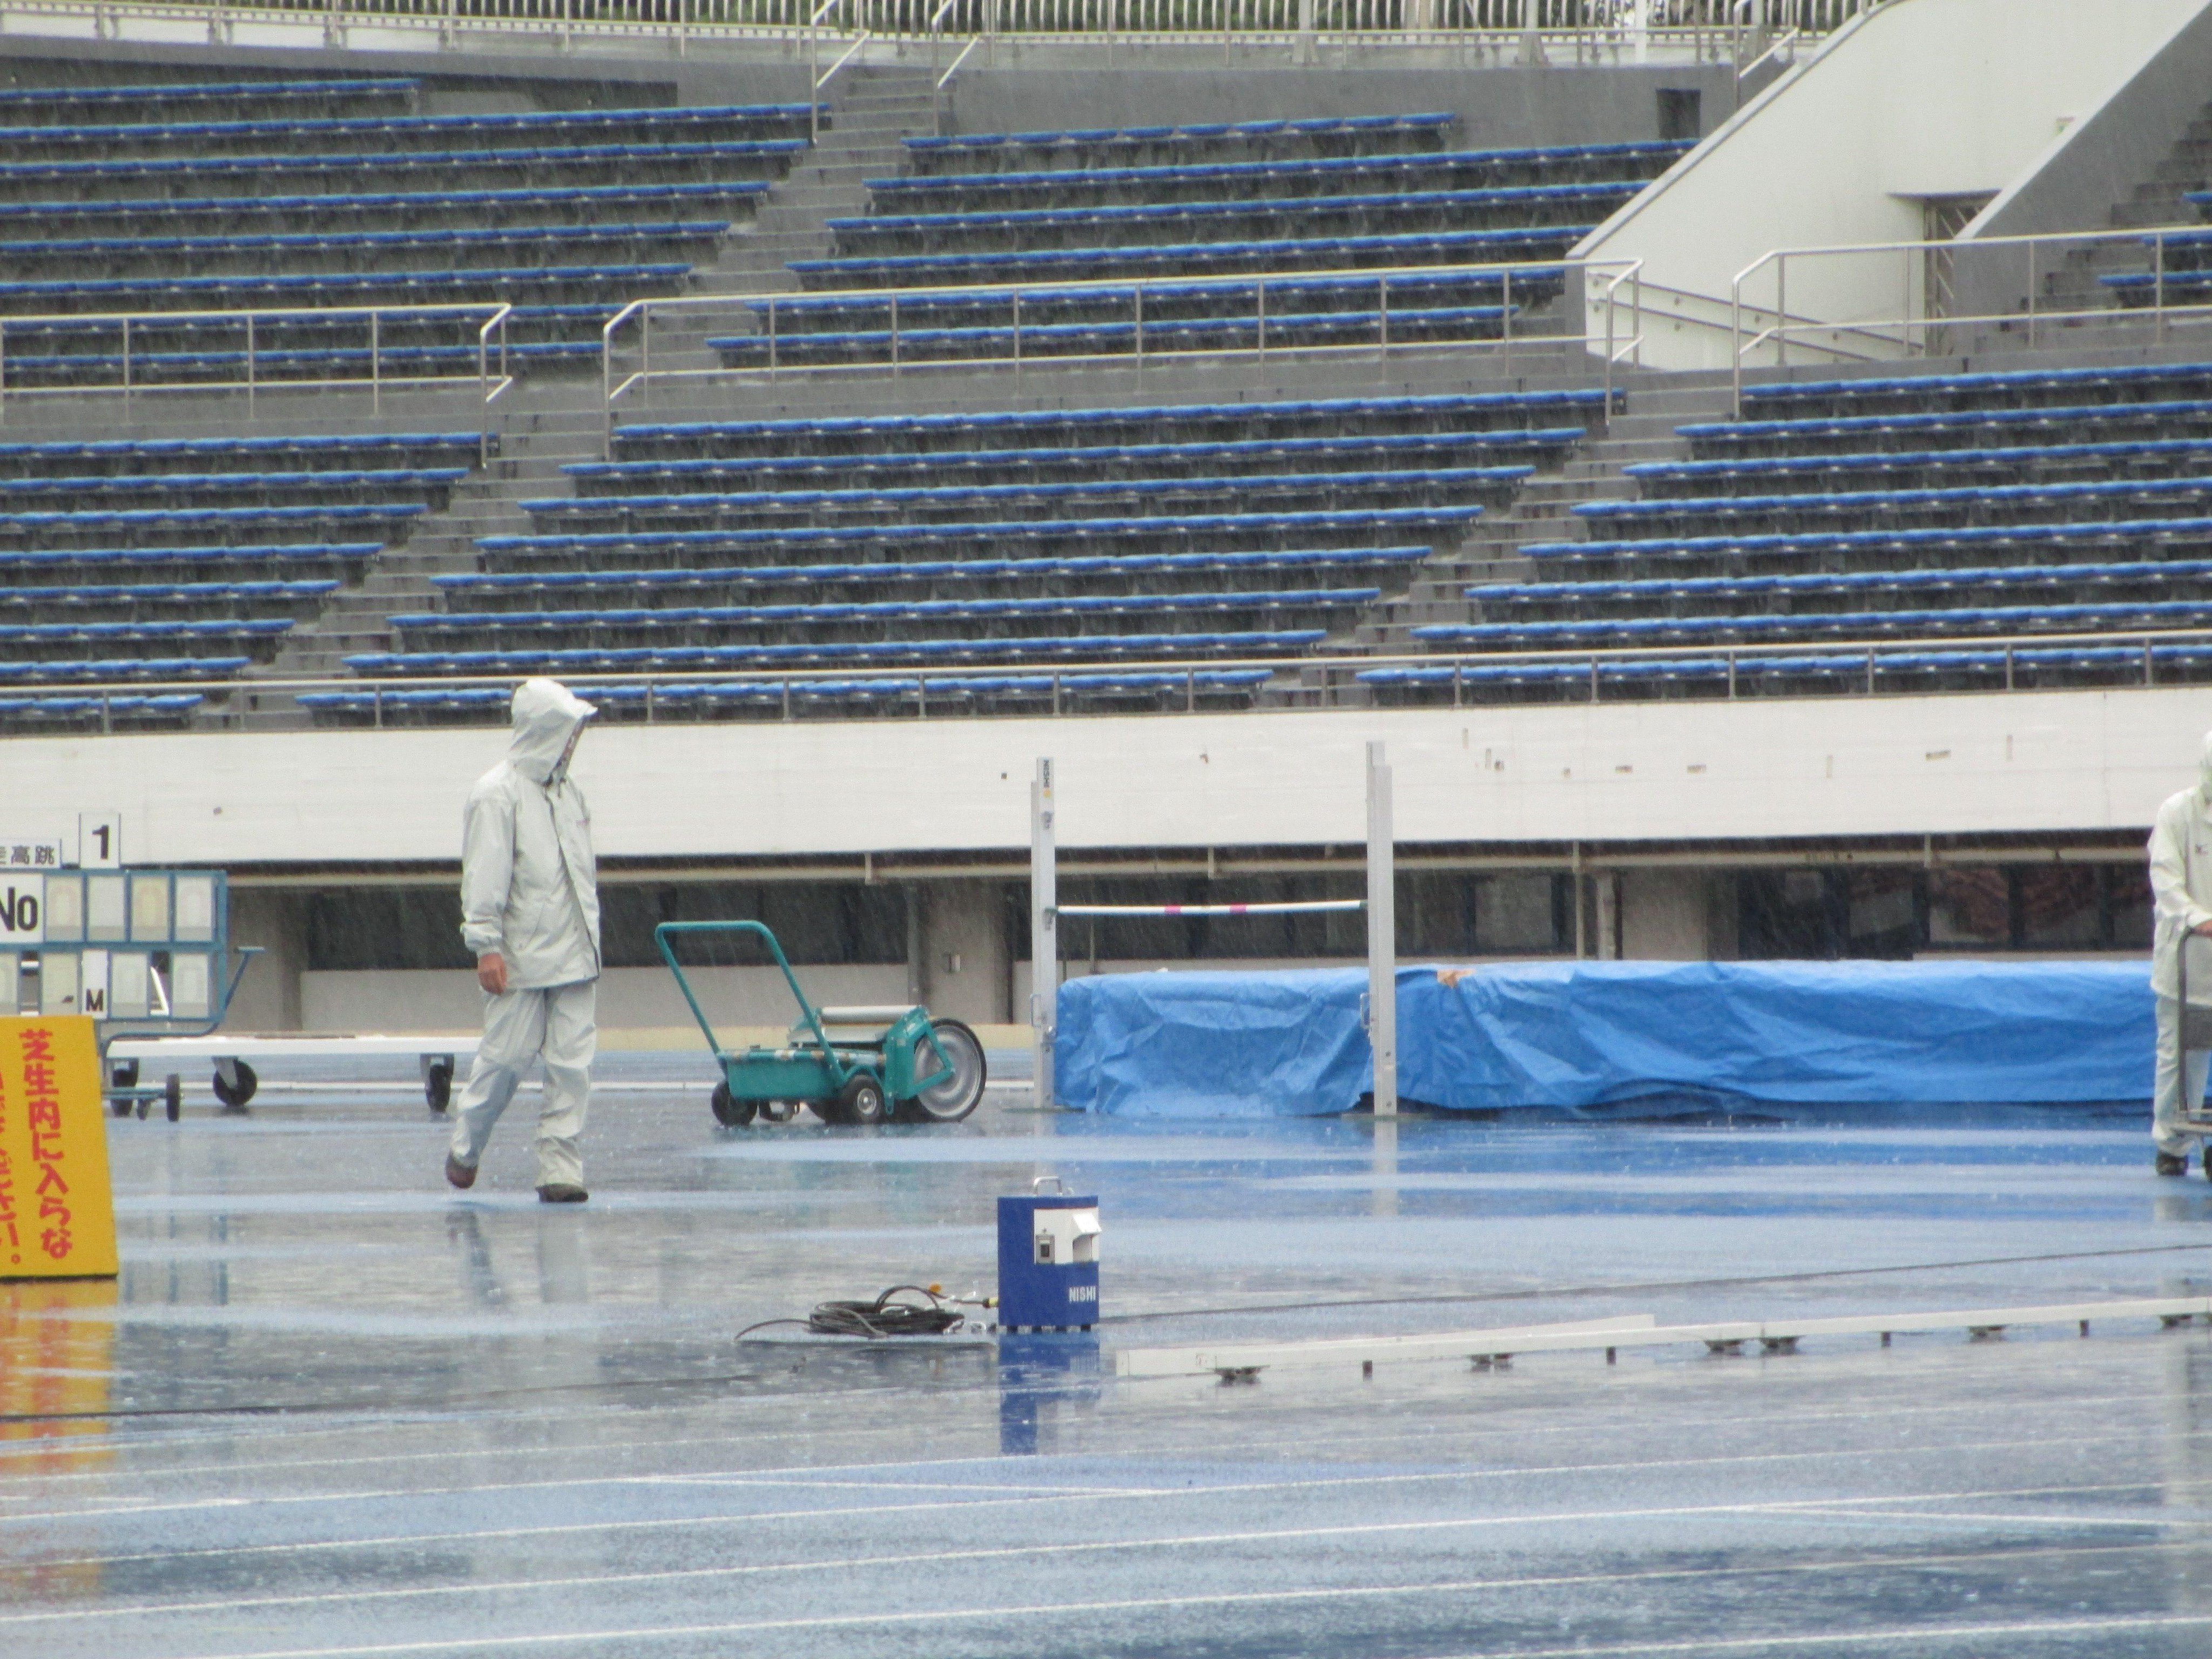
[1032,1175,1068,1195]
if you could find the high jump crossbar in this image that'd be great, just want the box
[1051,900,1366,918]
[1029,745,1397,1118]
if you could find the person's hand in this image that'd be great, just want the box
[477,952,508,995]
[2194,922,2212,940]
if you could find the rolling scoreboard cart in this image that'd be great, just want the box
[1,867,258,1120]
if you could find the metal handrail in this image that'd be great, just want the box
[37,621,2212,734]
[0,0,1871,56]
[0,299,514,421]
[1728,222,2212,414]
[936,32,981,89]
[600,253,1645,433]
[807,0,840,144]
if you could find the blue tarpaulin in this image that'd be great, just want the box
[1053,960,2156,1118]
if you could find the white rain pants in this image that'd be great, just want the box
[450,980,595,1187]
[2155,994,2212,1158]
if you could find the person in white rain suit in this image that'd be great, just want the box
[2148,730,2212,1176]
[444,678,602,1203]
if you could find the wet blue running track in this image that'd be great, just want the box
[6,1055,2212,1658]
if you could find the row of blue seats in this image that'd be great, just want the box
[0,617,292,646]
[0,347,592,389]
[0,261,690,307]
[0,180,773,225]
[0,578,339,607]
[0,467,466,503]
[395,586,1379,636]
[1523,515,2212,564]
[1359,646,2212,694]
[709,306,1513,364]
[832,183,1629,241]
[0,102,816,150]
[1465,558,2212,611]
[302,670,1272,720]
[480,505,1486,567]
[436,545,1429,602]
[744,268,1561,326]
[2106,272,2212,298]
[1678,398,2212,451]
[868,143,1690,203]
[1623,436,2212,493]
[565,430,1581,490]
[0,692,203,721]
[0,654,249,683]
[0,503,424,546]
[0,137,807,190]
[0,78,414,111]
[0,218,729,260]
[791,225,1587,286]
[611,390,1611,455]
[1413,598,2212,649]
[0,541,382,574]
[1574,475,2212,529]
[908,114,1457,153]
[346,629,1328,676]
[1738,360,2212,416]
[0,431,485,473]
[518,466,1530,522]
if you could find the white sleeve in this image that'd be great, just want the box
[459,787,514,959]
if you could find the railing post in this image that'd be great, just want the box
[370,309,381,414]
[1378,272,1388,358]
[245,312,255,415]
[890,291,900,375]
[1011,291,1021,374]
[768,295,778,380]
[2157,231,2168,347]
[1134,284,1144,372]
[121,314,131,407]
[1256,277,1266,355]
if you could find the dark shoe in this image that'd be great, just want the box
[537,1183,588,1204]
[2157,1151,2189,1177]
[445,1154,477,1190]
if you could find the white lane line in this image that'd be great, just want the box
[1,1419,2190,1534]
[111,1564,2212,1659]
[0,1467,1170,1527]
[0,1495,2178,1628]
[1777,1505,2206,1531]
[1417,1614,2212,1657]
[0,1341,2179,1476]
[5,1465,2180,1577]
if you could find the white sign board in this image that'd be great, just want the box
[78,813,121,870]
[0,875,42,945]
[0,837,65,874]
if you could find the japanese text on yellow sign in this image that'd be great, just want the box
[0,1016,114,1279]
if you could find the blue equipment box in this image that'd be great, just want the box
[997,1189,1101,1331]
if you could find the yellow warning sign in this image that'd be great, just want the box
[0,1016,115,1280]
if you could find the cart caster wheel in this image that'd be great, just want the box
[2202,1143,2212,1181]
[835,1075,887,1127]
[110,1097,132,1119]
[424,1058,454,1116]
[760,1100,798,1124]
[110,1058,140,1092]
[165,1074,183,1122]
[710,1081,757,1128]
[213,1061,257,1112]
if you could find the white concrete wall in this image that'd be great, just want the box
[1578,0,2208,369]
[5,686,2208,869]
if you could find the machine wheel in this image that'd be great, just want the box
[110,1097,132,1119]
[212,1061,258,1111]
[710,1080,757,1128]
[834,1074,887,1127]
[110,1058,140,1091]
[760,1100,799,1124]
[164,1074,183,1122]
[894,1020,987,1124]
[424,1058,454,1116]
